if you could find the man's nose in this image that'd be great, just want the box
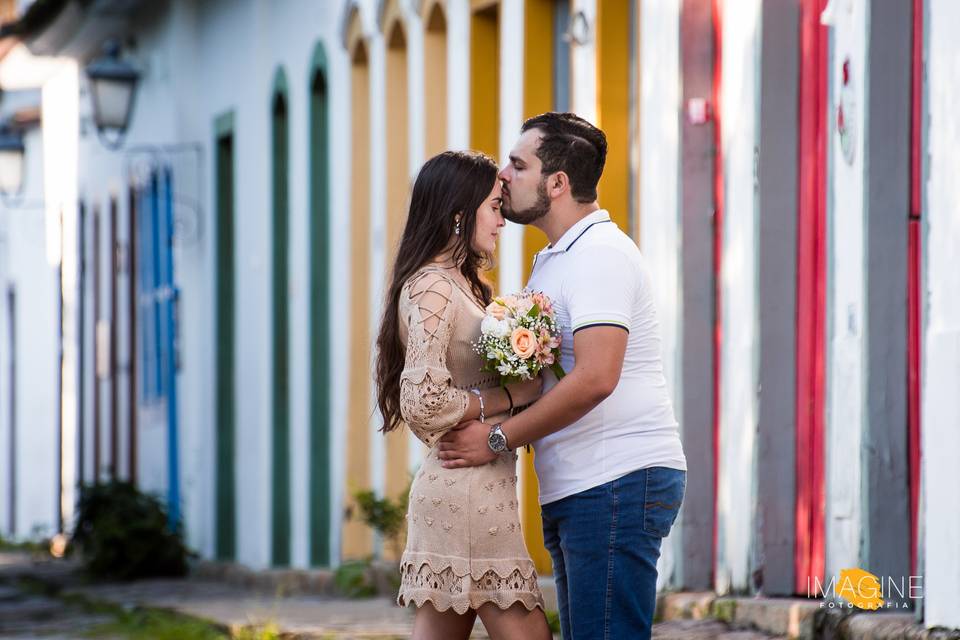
[498,167,510,182]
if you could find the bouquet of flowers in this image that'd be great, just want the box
[475,290,566,385]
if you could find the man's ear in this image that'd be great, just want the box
[549,172,569,198]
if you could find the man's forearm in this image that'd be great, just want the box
[501,367,609,449]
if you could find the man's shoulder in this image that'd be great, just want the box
[568,226,642,265]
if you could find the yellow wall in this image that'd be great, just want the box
[596,0,631,234]
[470,6,499,158]
[519,0,557,576]
[470,3,500,287]
[384,18,410,536]
[423,4,448,157]
[521,0,554,285]
[344,39,373,560]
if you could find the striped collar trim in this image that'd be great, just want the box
[539,210,612,255]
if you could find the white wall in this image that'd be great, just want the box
[922,0,960,629]
[499,0,525,297]
[0,125,59,540]
[639,0,681,591]
[823,0,868,580]
[569,0,597,124]
[716,0,760,595]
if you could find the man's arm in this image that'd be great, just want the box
[436,325,627,468]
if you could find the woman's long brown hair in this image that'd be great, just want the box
[375,151,498,433]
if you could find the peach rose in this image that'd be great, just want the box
[510,327,538,359]
[486,300,508,321]
[500,294,519,309]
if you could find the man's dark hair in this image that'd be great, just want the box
[520,112,607,203]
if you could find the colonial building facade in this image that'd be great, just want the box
[0,0,957,630]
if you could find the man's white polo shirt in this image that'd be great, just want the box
[526,209,687,505]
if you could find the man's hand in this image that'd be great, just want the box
[437,420,497,468]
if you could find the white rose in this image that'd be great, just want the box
[495,319,513,338]
[481,315,501,336]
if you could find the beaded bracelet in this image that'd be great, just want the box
[470,388,485,423]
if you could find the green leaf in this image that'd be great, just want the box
[527,303,541,318]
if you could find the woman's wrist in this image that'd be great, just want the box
[502,386,514,413]
[470,388,486,422]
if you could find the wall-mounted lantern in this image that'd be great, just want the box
[85,40,140,150]
[0,123,25,196]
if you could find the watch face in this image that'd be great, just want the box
[489,432,507,452]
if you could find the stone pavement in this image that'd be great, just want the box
[0,582,115,639]
[0,552,788,639]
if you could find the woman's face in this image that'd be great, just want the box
[471,180,505,255]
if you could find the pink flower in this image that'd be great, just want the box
[531,291,553,315]
[538,328,560,351]
[514,296,535,317]
[536,349,555,366]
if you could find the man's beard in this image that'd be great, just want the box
[502,177,550,225]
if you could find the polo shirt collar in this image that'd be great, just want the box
[540,209,612,255]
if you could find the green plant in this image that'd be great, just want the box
[83,608,227,639]
[352,488,408,559]
[234,622,281,640]
[545,609,561,634]
[0,534,50,555]
[69,480,190,580]
[333,558,377,598]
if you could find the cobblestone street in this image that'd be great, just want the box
[0,553,790,639]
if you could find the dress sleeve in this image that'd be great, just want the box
[399,271,470,445]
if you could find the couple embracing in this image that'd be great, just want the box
[374,113,687,640]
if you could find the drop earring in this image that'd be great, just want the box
[455,219,461,235]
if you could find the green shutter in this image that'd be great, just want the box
[214,110,236,561]
[271,69,291,567]
[308,43,332,567]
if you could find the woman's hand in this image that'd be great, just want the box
[507,375,543,408]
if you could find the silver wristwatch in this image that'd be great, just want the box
[488,423,510,453]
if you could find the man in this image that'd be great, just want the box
[437,112,687,640]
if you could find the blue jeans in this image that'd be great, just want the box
[541,466,686,640]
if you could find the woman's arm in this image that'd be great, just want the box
[460,379,540,422]
[398,272,469,446]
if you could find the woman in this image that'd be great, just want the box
[375,151,552,640]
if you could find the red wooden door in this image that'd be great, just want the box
[795,0,828,594]
[907,0,923,579]
[711,0,723,587]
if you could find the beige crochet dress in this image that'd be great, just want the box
[396,265,544,614]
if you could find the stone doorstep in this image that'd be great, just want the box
[657,592,960,640]
[819,607,960,640]
[657,591,718,622]
[194,560,342,596]
[721,597,821,639]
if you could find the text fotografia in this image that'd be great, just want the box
[808,568,923,610]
